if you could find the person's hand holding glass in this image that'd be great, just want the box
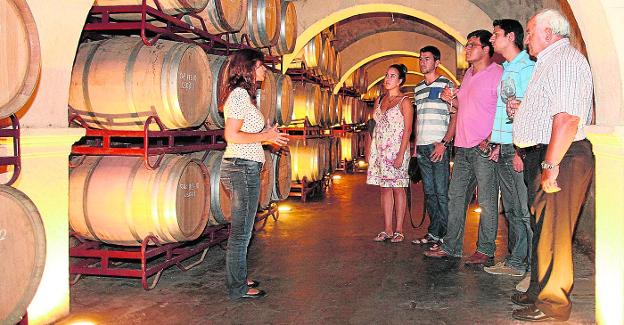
[500,77,517,123]
[440,85,458,113]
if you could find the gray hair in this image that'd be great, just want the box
[535,9,571,38]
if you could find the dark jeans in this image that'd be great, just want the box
[442,146,498,257]
[495,144,531,271]
[416,144,450,239]
[220,157,262,300]
[521,140,594,320]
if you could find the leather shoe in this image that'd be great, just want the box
[464,251,494,266]
[511,292,535,306]
[247,280,260,288]
[241,289,267,299]
[512,305,561,322]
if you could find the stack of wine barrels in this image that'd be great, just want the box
[1,2,44,323]
[1,0,41,119]
[69,37,213,131]
[234,0,294,50]
[346,68,368,94]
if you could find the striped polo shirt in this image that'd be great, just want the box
[413,76,454,145]
[491,50,535,144]
[513,38,593,147]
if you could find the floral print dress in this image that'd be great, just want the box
[366,96,410,188]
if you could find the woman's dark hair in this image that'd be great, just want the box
[219,49,264,108]
[389,63,408,85]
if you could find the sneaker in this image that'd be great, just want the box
[464,251,494,266]
[515,274,531,292]
[483,262,525,277]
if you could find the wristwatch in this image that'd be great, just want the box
[540,161,558,169]
[440,139,450,147]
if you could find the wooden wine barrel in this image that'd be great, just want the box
[204,54,228,130]
[316,37,331,77]
[342,96,354,125]
[292,82,321,126]
[319,89,330,128]
[275,74,294,126]
[257,70,277,125]
[331,136,342,170]
[233,0,279,48]
[0,185,45,325]
[272,0,297,56]
[258,150,275,209]
[344,72,354,89]
[340,133,358,162]
[336,94,344,125]
[200,150,232,225]
[69,155,209,246]
[69,37,211,131]
[271,149,292,201]
[181,0,247,34]
[302,34,321,70]
[320,138,331,175]
[328,94,339,126]
[333,52,342,85]
[94,0,208,20]
[0,0,41,119]
[290,138,320,182]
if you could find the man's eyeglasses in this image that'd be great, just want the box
[465,43,484,50]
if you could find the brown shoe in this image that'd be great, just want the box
[424,248,451,258]
[512,305,564,322]
[464,251,493,266]
[511,292,535,306]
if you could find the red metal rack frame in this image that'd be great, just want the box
[70,224,229,290]
[70,114,226,169]
[0,115,21,186]
[85,0,282,63]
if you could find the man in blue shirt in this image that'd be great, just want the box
[483,19,535,278]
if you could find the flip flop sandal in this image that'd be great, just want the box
[374,231,392,242]
[390,232,404,243]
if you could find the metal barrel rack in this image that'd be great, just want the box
[69,114,226,168]
[0,115,21,186]
[83,0,281,64]
[69,224,230,290]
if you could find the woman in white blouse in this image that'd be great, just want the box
[219,49,288,300]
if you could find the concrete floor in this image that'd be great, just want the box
[61,173,595,324]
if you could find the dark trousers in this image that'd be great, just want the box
[521,140,594,320]
[416,144,450,239]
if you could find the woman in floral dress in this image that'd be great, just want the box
[367,64,413,243]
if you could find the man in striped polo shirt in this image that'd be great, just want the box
[411,46,456,245]
[510,9,594,322]
[483,19,534,278]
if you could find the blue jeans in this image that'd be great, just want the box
[442,146,498,257]
[495,144,531,271]
[220,157,262,299]
[416,144,450,239]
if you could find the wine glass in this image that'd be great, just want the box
[500,77,516,123]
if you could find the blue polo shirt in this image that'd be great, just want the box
[491,50,535,144]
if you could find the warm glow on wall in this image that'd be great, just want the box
[333,51,460,94]
[282,3,467,75]
[588,130,624,325]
